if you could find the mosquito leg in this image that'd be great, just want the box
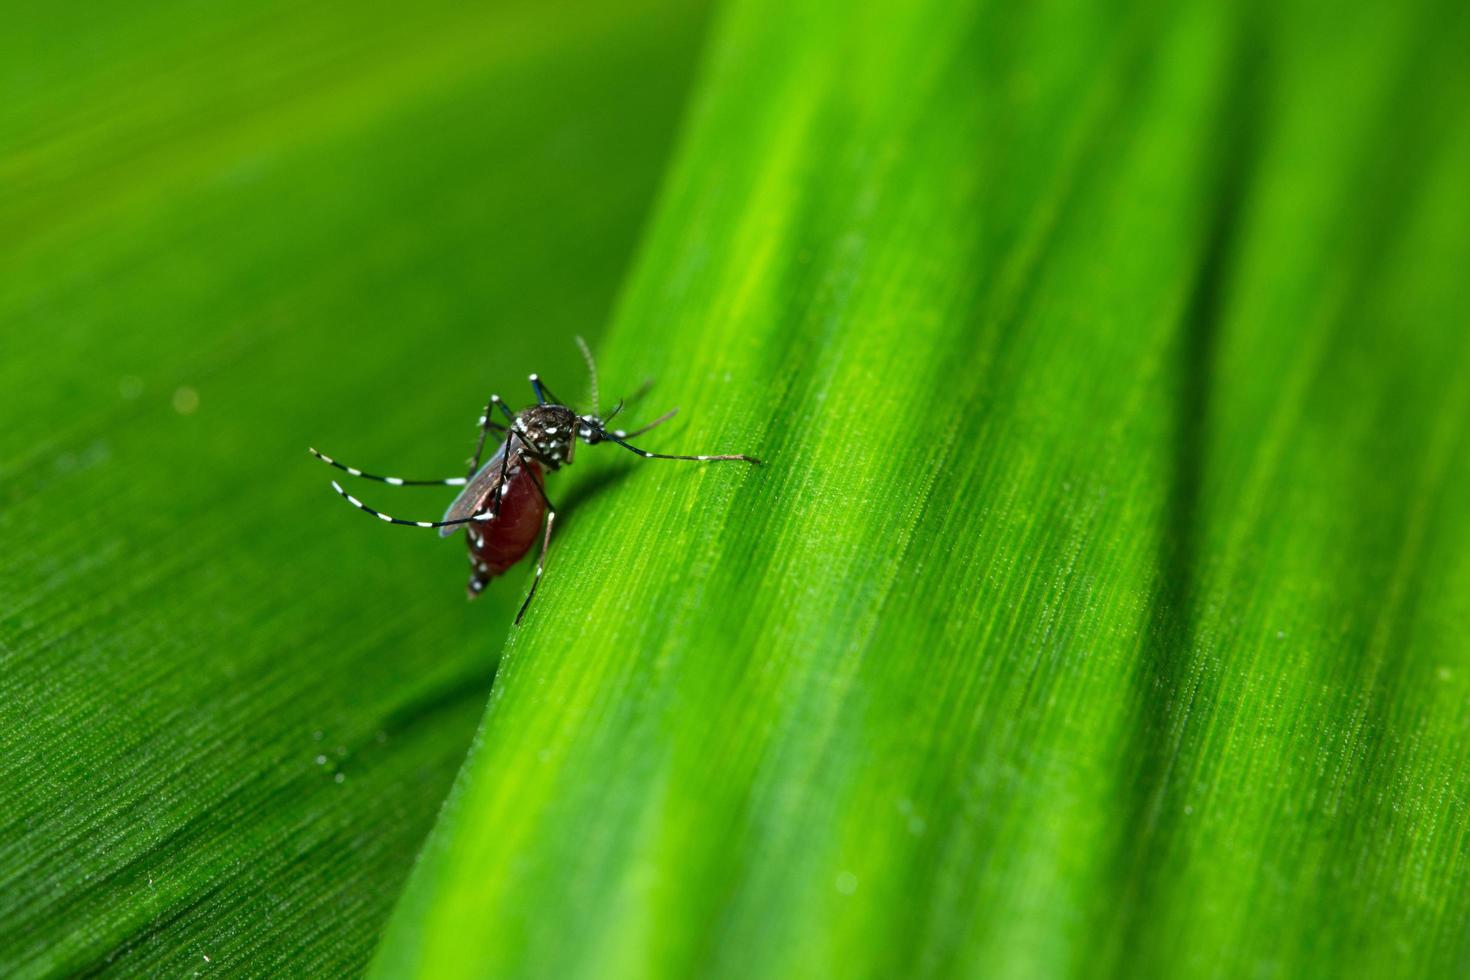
[486,428,552,518]
[308,448,469,487]
[467,394,513,477]
[329,481,494,528]
[514,464,558,625]
[624,377,656,408]
[514,511,556,625]
[606,435,761,464]
[487,427,518,520]
[529,373,568,407]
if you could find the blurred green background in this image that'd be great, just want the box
[6,0,1470,977]
[2,0,711,973]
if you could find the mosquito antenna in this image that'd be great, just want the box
[575,335,600,417]
[625,377,655,407]
[609,407,678,439]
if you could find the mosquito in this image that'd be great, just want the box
[309,338,761,623]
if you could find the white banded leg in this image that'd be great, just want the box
[469,430,545,536]
[467,395,515,477]
[514,464,557,625]
[529,372,574,408]
[329,480,492,529]
[607,435,761,464]
[309,448,468,487]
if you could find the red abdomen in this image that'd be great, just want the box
[466,462,545,597]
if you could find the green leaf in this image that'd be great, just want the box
[373,0,1470,977]
[0,0,708,975]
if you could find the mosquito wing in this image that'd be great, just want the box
[439,441,513,537]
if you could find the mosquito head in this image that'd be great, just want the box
[577,398,627,445]
[578,413,608,445]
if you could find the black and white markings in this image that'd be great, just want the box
[308,448,468,487]
[310,337,761,623]
[328,480,491,528]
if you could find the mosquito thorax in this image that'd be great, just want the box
[514,404,580,467]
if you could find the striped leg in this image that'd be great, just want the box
[607,435,761,465]
[328,481,492,529]
[529,373,570,408]
[467,394,514,478]
[487,428,524,522]
[513,464,557,626]
[308,448,468,487]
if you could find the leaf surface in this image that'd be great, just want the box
[373,0,1470,977]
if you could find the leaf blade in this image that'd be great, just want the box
[374,0,1470,976]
